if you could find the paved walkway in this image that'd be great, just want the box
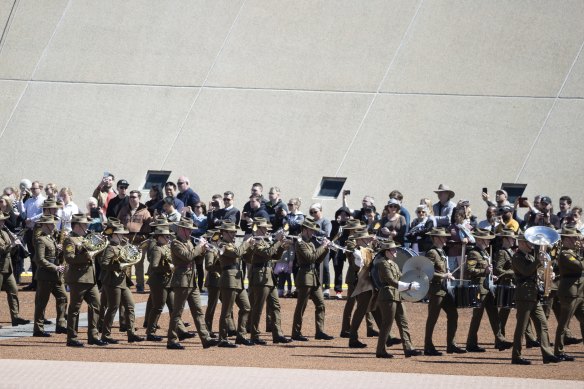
[1,359,581,389]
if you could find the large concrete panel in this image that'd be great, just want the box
[560,52,584,98]
[0,0,68,79]
[335,94,557,214]
[0,82,198,203]
[0,1,16,44]
[33,0,243,86]
[382,1,584,97]
[162,88,374,208]
[0,79,26,132]
[207,0,419,92]
[517,99,584,206]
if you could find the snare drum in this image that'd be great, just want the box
[394,247,417,270]
[495,285,516,308]
[448,279,480,308]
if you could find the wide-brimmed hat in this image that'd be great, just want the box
[252,217,272,230]
[516,232,530,242]
[343,219,363,230]
[560,226,582,238]
[218,221,238,232]
[496,228,519,238]
[42,199,62,209]
[70,213,92,224]
[472,228,496,240]
[433,184,455,199]
[106,217,121,227]
[300,219,320,232]
[349,229,373,240]
[150,226,175,236]
[427,227,450,238]
[385,198,401,211]
[150,217,171,227]
[379,240,400,250]
[175,218,197,230]
[111,226,129,235]
[37,215,58,224]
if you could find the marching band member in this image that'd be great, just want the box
[553,227,584,361]
[100,225,143,344]
[494,229,539,348]
[216,221,253,347]
[424,228,465,355]
[63,214,107,347]
[32,215,68,337]
[248,218,291,344]
[291,219,333,341]
[464,229,512,352]
[373,240,421,358]
[510,233,559,365]
[346,229,379,348]
[166,218,217,350]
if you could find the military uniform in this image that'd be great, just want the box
[33,227,67,334]
[63,232,101,343]
[217,240,252,341]
[424,245,459,351]
[374,253,416,357]
[167,238,212,346]
[146,241,177,337]
[291,238,328,338]
[465,246,508,349]
[204,250,235,335]
[100,241,139,341]
[348,244,381,344]
[511,249,555,361]
[554,247,584,356]
[0,227,26,326]
[248,239,286,342]
[494,247,537,342]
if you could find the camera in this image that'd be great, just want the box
[90,208,100,219]
[343,189,351,196]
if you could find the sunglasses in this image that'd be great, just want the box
[309,210,319,214]
[223,198,232,201]
[388,205,399,209]
[177,181,185,185]
[287,203,294,206]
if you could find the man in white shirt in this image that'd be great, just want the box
[18,181,46,291]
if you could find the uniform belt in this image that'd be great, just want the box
[47,257,57,264]
[175,263,193,270]
[300,264,316,270]
[223,264,240,271]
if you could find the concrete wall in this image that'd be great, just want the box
[0,0,583,219]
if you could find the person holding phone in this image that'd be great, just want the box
[92,172,116,215]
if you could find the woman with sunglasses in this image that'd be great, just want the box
[379,199,408,245]
[406,205,436,254]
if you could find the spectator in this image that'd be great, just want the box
[106,179,129,219]
[86,197,104,232]
[557,195,572,225]
[433,184,456,227]
[240,194,269,234]
[145,185,163,217]
[176,175,201,210]
[309,203,332,299]
[92,173,116,214]
[57,187,80,232]
[406,205,435,254]
[380,199,408,245]
[266,186,286,230]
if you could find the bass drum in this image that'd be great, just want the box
[394,247,417,271]
[495,285,516,308]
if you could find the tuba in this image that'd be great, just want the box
[524,226,560,298]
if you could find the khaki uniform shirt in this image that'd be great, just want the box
[511,250,540,302]
[64,233,96,285]
[426,246,448,296]
[494,248,515,286]
[34,231,63,282]
[248,240,284,287]
[147,243,173,288]
[0,230,14,273]
[295,238,328,287]
[466,247,490,295]
[557,248,584,299]
[218,240,251,290]
[170,239,204,288]
[377,258,401,301]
